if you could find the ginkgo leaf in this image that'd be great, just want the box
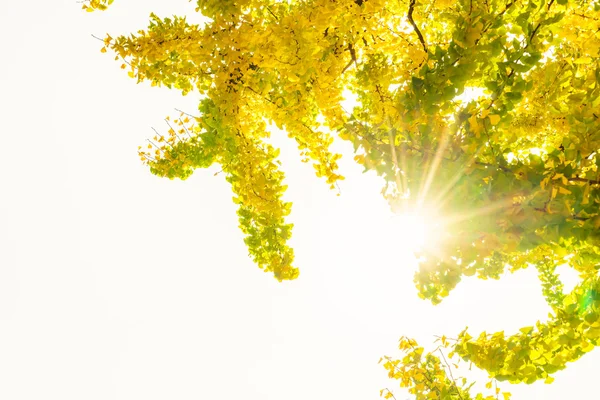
[488,114,501,126]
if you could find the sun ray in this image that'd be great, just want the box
[417,127,451,210]
[441,196,514,227]
[429,140,490,208]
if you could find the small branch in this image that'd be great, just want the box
[566,176,600,185]
[341,59,354,74]
[178,118,194,138]
[382,389,397,400]
[265,6,278,21]
[146,138,160,149]
[497,1,515,18]
[150,127,173,148]
[174,108,198,118]
[91,34,105,42]
[438,349,464,400]
[573,12,600,20]
[165,119,183,142]
[529,22,542,43]
[487,0,552,110]
[408,0,428,53]
[341,43,358,74]
[434,335,458,341]
[376,21,415,46]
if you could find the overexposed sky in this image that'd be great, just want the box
[0,1,596,399]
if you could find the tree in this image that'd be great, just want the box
[84,0,600,398]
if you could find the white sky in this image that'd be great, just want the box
[0,1,597,399]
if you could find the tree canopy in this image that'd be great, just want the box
[85,0,600,398]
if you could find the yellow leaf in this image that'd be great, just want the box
[469,115,482,137]
[465,22,483,46]
[575,57,592,64]
[583,184,590,204]
[520,326,534,335]
[489,114,501,126]
[558,186,571,195]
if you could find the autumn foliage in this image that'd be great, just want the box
[85,0,600,398]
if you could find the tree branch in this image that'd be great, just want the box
[341,43,358,74]
[408,0,428,53]
[438,349,464,400]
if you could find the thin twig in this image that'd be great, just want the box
[434,335,458,341]
[151,127,173,148]
[265,6,278,20]
[438,349,464,400]
[140,154,156,162]
[178,118,194,138]
[165,119,183,142]
[375,20,415,46]
[382,389,398,400]
[146,138,160,149]
[174,108,199,119]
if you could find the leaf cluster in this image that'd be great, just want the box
[87,0,600,396]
